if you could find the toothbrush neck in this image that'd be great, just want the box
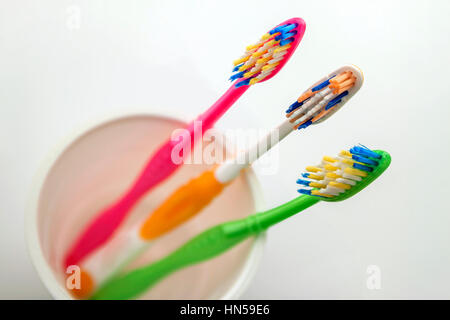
[221,196,320,239]
[257,195,320,230]
[214,120,293,183]
[244,119,293,162]
[197,83,249,130]
[171,83,249,162]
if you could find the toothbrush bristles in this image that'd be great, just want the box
[297,145,381,198]
[286,71,357,130]
[230,22,299,86]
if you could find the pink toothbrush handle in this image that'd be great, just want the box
[64,83,249,268]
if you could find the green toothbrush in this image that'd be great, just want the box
[90,145,391,300]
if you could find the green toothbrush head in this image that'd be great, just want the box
[296,145,391,202]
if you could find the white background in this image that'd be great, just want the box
[1,0,450,299]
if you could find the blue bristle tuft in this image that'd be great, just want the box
[285,100,302,113]
[325,91,349,110]
[269,26,280,35]
[311,75,336,92]
[298,189,312,195]
[275,31,297,41]
[324,99,341,111]
[232,63,244,72]
[296,179,311,186]
[229,71,246,81]
[297,120,313,130]
[269,23,296,35]
[280,37,294,46]
[352,154,378,166]
[302,173,310,178]
[280,23,297,33]
[353,162,373,172]
[234,78,251,87]
[350,145,381,159]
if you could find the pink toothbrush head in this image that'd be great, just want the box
[230,17,306,87]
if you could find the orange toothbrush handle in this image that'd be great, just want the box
[139,170,225,240]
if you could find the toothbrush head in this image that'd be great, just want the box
[297,145,391,201]
[230,17,306,87]
[286,65,364,130]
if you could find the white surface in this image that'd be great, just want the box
[1,0,450,299]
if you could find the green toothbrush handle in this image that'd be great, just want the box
[91,195,319,300]
[90,222,255,300]
[257,194,319,229]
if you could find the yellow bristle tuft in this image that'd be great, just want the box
[238,60,257,72]
[252,49,267,59]
[340,150,352,157]
[326,172,341,179]
[233,56,250,66]
[307,173,324,181]
[257,56,271,65]
[340,158,355,166]
[310,182,326,189]
[329,181,351,190]
[323,156,337,163]
[324,164,339,171]
[274,44,291,54]
[306,166,322,173]
[243,70,258,79]
[344,167,368,177]
[260,33,272,40]
[311,190,333,198]
[262,62,279,71]
[246,43,261,51]
[249,78,260,85]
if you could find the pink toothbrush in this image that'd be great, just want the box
[64,17,306,269]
